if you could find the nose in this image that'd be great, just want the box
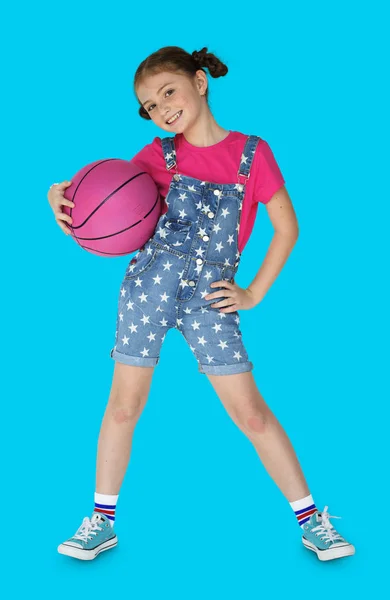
[159,100,171,118]
[160,106,170,120]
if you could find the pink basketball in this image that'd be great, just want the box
[63,159,161,256]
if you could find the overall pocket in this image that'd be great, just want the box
[205,264,238,311]
[162,218,192,247]
[124,247,158,280]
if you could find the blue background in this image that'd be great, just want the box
[2,0,388,597]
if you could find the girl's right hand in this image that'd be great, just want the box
[47,181,75,235]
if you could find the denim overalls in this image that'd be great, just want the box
[110,134,261,375]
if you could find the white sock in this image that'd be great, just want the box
[290,494,317,528]
[94,492,119,527]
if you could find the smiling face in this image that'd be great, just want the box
[136,70,208,133]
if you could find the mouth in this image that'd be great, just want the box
[166,110,183,125]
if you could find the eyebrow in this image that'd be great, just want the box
[141,82,174,107]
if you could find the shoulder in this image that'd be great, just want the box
[233,132,281,170]
[251,137,282,169]
[130,136,164,167]
[137,136,163,154]
[250,137,285,202]
[232,130,264,143]
[232,131,276,159]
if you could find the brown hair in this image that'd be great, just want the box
[134,46,228,120]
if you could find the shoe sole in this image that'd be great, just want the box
[302,537,355,561]
[57,535,118,560]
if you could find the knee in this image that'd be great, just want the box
[246,412,268,434]
[109,392,144,424]
[236,398,270,435]
[113,406,140,424]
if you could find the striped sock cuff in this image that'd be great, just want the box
[290,494,317,526]
[94,492,118,522]
[294,504,317,526]
[94,502,116,521]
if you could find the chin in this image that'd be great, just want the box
[165,122,184,133]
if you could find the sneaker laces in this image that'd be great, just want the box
[73,514,103,542]
[312,505,344,543]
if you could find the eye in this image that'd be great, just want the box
[147,89,175,112]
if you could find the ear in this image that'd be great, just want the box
[195,70,207,95]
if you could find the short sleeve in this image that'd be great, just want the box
[253,140,285,204]
[129,136,162,175]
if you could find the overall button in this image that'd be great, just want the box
[189,281,195,287]
[196,258,203,265]
[208,212,214,218]
[203,235,209,241]
[173,174,180,181]
[214,189,221,195]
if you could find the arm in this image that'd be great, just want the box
[247,185,299,305]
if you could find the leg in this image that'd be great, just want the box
[96,361,155,494]
[206,371,310,502]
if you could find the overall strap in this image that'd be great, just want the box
[237,135,261,185]
[161,136,177,171]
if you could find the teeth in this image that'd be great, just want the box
[167,111,181,124]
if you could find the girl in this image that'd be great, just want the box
[48,46,355,562]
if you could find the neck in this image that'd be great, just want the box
[181,109,230,147]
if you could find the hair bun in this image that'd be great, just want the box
[192,48,208,65]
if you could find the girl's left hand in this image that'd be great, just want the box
[204,280,256,313]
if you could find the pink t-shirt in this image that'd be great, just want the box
[130,130,285,254]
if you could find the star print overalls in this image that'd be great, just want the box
[110,135,261,375]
